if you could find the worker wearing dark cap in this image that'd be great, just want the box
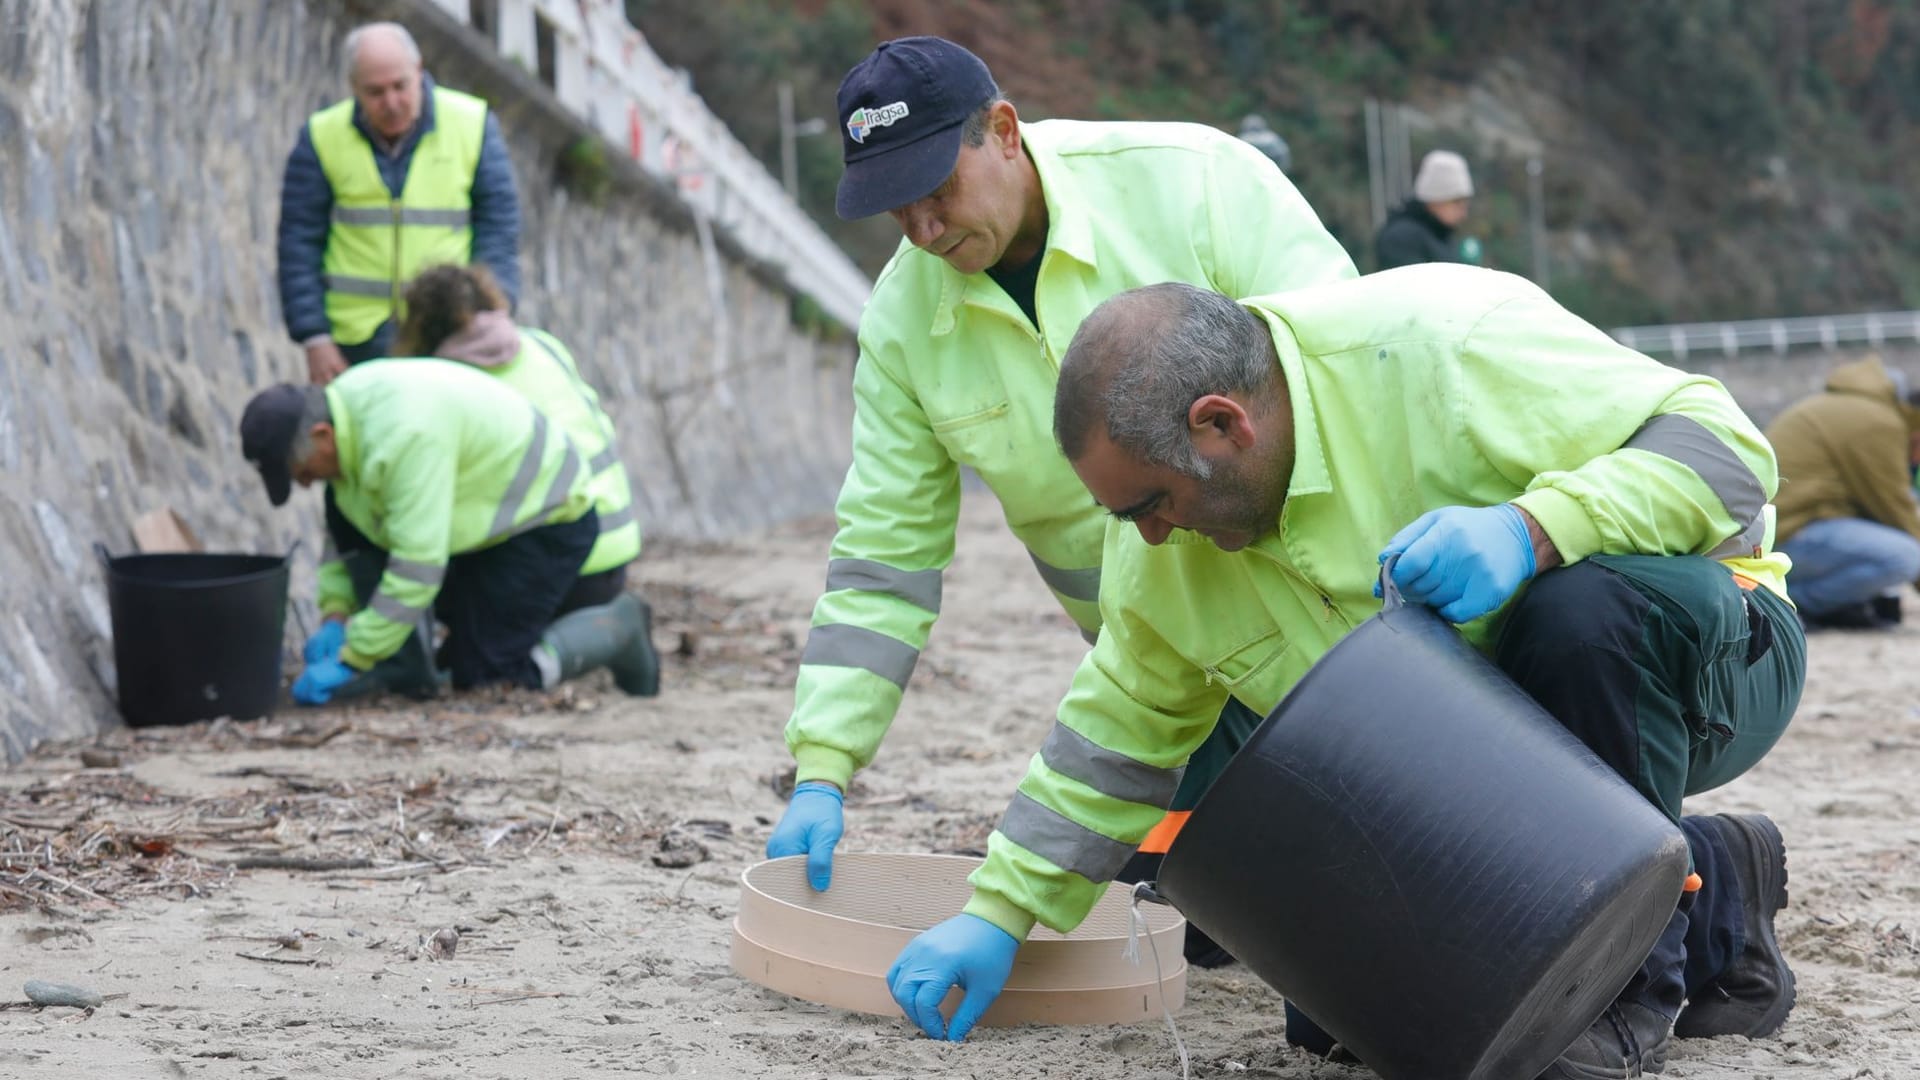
[768,35,1356,971]
[238,360,657,704]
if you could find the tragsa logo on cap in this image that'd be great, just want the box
[846,100,911,144]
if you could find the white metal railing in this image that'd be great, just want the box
[1611,311,1920,361]
[427,0,871,329]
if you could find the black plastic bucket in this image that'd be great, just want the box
[97,544,292,727]
[1157,568,1689,1080]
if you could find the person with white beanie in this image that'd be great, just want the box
[1375,149,1476,270]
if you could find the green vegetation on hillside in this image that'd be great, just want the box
[629,0,1920,327]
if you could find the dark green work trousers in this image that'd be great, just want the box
[1288,554,1806,1056]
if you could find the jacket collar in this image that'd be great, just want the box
[928,121,1096,335]
[1397,197,1454,240]
[325,382,361,482]
[1258,305,1331,502]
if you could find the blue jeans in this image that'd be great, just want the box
[1776,517,1920,617]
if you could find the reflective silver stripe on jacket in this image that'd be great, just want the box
[800,623,919,690]
[1028,550,1100,604]
[368,589,428,624]
[824,558,943,615]
[997,791,1136,883]
[489,412,552,538]
[324,273,392,298]
[1039,722,1184,808]
[597,505,636,534]
[544,438,583,518]
[589,445,621,474]
[385,557,447,590]
[1706,513,1770,560]
[332,207,472,228]
[1623,414,1769,557]
[1623,414,1767,523]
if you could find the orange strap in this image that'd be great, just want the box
[1683,872,1703,893]
[1138,810,1191,855]
[1730,572,1760,592]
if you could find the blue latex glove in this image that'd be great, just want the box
[1379,504,1536,623]
[766,781,844,891]
[303,620,346,665]
[886,913,1020,1041]
[292,656,356,706]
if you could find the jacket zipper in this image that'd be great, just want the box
[389,197,403,320]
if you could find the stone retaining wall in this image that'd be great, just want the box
[0,0,854,758]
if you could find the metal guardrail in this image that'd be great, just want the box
[1611,311,1920,360]
[427,0,871,329]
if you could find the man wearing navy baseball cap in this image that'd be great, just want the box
[772,28,1356,1029]
[833,37,1000,222]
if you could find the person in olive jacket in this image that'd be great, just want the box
[1766,355,1920,628]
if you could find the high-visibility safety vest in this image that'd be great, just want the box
[309,87,488,346]
[961,267,1794,940]
[783,119,1359,793]
[479,327,642,575]
[315,360,595,669]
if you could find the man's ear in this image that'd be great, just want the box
[991,100,1022,158]
[309,422,336,453]
[1187,394,1256,451]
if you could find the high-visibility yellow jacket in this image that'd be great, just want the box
[961,266,1793,939]
[310,86,487,346]
[786,119,1358,791]
[315,360,594,668]
[468,327,642,575]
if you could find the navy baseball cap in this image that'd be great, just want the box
[239,384,308,506]
[834,37,998,220]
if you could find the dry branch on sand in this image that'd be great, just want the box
[0,705,726,914]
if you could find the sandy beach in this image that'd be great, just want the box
[4,493,1918,1079]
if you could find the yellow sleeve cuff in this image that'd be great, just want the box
[962,888,1037,941]
[792,744,860,791]
[1512,488,1601,566]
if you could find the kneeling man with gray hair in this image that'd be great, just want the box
[885,267,1804,1079]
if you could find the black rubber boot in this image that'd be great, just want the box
[1673,814,1795,1039]
[1536,1002,1672,1079]
[539,593,659,696]
[334,625,442,702]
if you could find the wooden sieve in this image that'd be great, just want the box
[731,852,1186,1027]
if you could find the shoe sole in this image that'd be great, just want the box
[1674,814,1795,1039]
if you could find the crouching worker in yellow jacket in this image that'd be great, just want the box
[888,269,1806,1080]
[238,360,658,705]
[395,263,658,696]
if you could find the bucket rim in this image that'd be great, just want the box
[99,550,291,589]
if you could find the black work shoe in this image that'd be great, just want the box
[334,628,441,702]
[1674,814,1795,1039]
[1183,923,1237,969]
[1800,601,1897,631]
[1537,1002,1672,1079]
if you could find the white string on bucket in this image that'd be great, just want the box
[1124,881,1192,1080]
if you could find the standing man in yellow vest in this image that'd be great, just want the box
[277,21,521,384]
[766,36,1356,970]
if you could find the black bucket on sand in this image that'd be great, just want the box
[98,544,292,727]
[1156,564,1689,1080]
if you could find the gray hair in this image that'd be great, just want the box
[288,386,334,465]
[960,92,1006,148]
[343,22,421,85]
[1055,283,1275,479]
